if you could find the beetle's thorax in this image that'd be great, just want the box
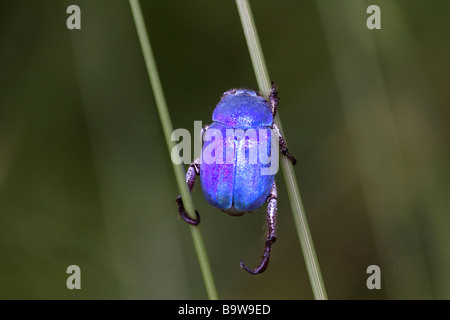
[212,90,273,129]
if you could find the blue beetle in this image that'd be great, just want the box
[176,82,296,275]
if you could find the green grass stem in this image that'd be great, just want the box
[129,0,218,300]
[236,0,328,300]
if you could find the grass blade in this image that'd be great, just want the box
[235,0,328,300]
[129,0,218,300]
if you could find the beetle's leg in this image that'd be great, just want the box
[269,81,279,117]
[241,181,278,275]
[272,123,297,165]
[269,82,297,165]
[176,159,201,225]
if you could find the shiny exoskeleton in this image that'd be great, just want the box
[176,82,296,275]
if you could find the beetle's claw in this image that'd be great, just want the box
[176,196,200,225]
[240,239,275,275]
[240,260,268,275]
[288,154,297,165]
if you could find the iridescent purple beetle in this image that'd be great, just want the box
[176,82,296,274]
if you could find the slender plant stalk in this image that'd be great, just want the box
[236,0,328,300]
[129,0,218,300]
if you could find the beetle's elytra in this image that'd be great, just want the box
[176,82,296,275]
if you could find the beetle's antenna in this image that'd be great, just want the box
[240,181,278,275]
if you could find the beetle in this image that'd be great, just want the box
[176,81,296,275]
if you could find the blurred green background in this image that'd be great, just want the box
[1,0,449,299]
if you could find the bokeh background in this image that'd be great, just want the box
[1,0,449,299]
